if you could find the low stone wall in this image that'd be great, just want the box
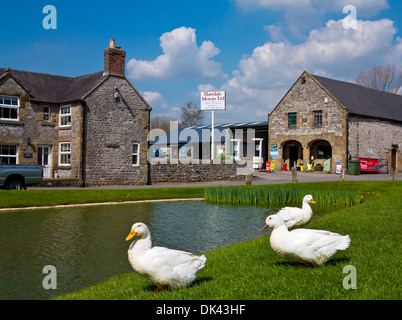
[149,160,250,184]
[36,161,251,187]
[36,178,81,188]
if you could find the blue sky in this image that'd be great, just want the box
[1,0,401,124]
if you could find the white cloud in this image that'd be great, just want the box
[264,25,287,43]
[233,0,310,11]
[313,0,389,16]
[197,83,217,92]
[136,18,400,124]
[229,18,399,85]
[142,91,170,110]
[234,0,390,40]
[142,91,181,119]
[219,18,401,122]
[233,0,389,16]
[127,27,227,81]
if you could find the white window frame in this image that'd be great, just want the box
[59,142,71,166]
[132,143,140,166]
[59,105,71,127]
[0,95,19,121]
[0,144,18,165]
[43,106,50,122]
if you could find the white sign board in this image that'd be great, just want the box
[200,91,226,111]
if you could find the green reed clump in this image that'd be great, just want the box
[204,186,363,206]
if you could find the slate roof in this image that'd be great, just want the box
[0,68,106,103]
[311,73,402,123]
[150,121,268,145]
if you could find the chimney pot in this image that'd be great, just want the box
[104,39,126,77]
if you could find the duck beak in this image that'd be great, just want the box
[310,200,315,204]
[126,230,137,241]
[259,223,269,232]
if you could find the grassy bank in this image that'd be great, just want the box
[0,187,205,209]
[0,181,378,209]
[52,181,401,300]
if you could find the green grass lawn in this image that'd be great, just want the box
[43,181,401,300]
[0,187,205,209]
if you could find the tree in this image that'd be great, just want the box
[150,115,177,132]
[179,102,205,128]
[356,65,401,94]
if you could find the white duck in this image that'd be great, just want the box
[126,222,206,292]
[260,215,350,267]
[273,194,316,230]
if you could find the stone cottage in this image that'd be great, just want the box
[0,39,151,187]
[268,71,402,173]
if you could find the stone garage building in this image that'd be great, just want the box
[0,39,151,186]
[268,71,402,173]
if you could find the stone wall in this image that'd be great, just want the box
[149,160,248,184]
[0,75,60,168]
[36,178,81,188]
[348,115,402,173]
[55,102,84,180]
[83,75,151,186]
[268,72,348,172]
[0,72,151,186]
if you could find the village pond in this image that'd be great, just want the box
[0,200,337,299]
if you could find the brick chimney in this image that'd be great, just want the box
[104,39,126,76]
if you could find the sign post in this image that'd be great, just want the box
[211,110,215,160]
[200,91,226,160]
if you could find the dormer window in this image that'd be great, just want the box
[0,95,19,120]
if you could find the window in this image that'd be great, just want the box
[0,95,19,120]
[0,144,18,164]
[313,110,323,126]
[132,143,140,166]
[59,105,71,127]
[59,142,71,165]
[288,112,297,128]
[44,106,50,122]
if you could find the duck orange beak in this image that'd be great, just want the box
[126,230,137,241]
[310,200,315,204]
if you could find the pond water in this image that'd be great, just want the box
[0,200,281,300]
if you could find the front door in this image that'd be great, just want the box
[391,148,397,171]
[38,146,51,178]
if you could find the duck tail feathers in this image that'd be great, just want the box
[198,254,207,268]
[336,235,351,250]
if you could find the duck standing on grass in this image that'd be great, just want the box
[126,222,206,292]
[260,215,350,267]
[273,194,316,230]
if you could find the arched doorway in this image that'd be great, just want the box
[309,139,332,161]
[282,140,303,169]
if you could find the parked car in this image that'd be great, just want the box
[0,165,43,190]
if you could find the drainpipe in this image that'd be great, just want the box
[81,101,87,187]
[345,112,349,171]
[146,108,152,185]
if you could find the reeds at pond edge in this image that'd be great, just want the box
[204,186,363,206]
